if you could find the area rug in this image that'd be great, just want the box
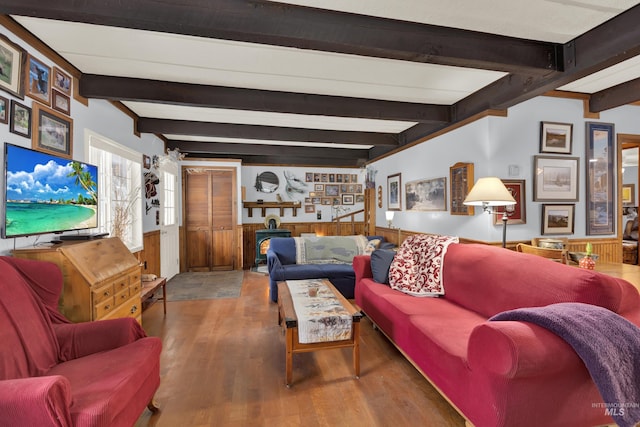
[166,271,244,301]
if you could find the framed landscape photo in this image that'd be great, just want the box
[0,34,26,99]
[540,121,573,154]
[541,204,575,235]
[25,54,52,106]
[342,194,354,205]
[494,179,526,225]
[387,173,401,210]
[586,122,615,235]
[533,155,579,202]
[9,100,31,138]
[405,177,447,212]
[32,102,73,158]
[52,66,72,95]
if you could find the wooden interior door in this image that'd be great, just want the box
[210,170,234,270]
[184,168,235,271]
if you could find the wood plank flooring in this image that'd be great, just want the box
[135,271,465,427]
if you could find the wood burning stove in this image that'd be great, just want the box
[255,228,291,267]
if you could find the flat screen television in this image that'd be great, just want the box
[2,142,99,238]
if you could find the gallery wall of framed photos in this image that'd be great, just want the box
[0,33,76,161]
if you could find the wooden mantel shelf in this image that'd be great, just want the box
[243,201,300,217]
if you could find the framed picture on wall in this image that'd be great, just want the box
[52,90,71,115]
[541,204,575,235]
[9,100,31,138]
[325,184,339,196]
[533,155,579,202]
[342,194,354,205]
[0,34,26,99]
[0,96,8,124]
[52,66,72,95]
[25,54,52,106]
[540,121,573,154]
[623,184,635,207]
[586,122,615,235]
[494,179,526,225]
[32,102,73,158]
[387,173,401,210]
[405,177,447,212]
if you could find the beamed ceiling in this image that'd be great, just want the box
[2,1,640,167]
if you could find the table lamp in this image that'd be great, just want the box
[385,210,402,246]
[463,177,516,248]
[385,210,395,228]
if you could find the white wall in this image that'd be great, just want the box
[241,165,365,224]
[0,27,165,255]
[370,95,640,243]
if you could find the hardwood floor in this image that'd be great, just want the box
[135,271,465,427]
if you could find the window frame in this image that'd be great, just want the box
[85,130,143,252]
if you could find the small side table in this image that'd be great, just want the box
[141,277,167,315]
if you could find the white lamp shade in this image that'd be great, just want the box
[463,177,516,206]
[385,211,395,221]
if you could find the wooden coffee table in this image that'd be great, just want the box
[277,279,362,387]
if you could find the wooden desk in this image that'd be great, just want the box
[141,277,167,315]
[593,262,640,292]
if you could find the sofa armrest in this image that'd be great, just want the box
[0,376,73,426]
[353,255,373,284]
[54,317,147,361]
[467,321,583,379]
[266,248,283,273]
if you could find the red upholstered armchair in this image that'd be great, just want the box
[0,256,162,426]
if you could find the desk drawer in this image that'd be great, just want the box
[94,296,116,319]
[115,287,130,305]
[113,276,129,293]
[93,283,114,304]
[102,295,141,321]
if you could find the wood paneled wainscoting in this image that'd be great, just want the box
[242,221,365,269]
[240,223,623,270]
[374,227,624,263]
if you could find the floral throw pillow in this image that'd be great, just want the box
[388,234,458,297]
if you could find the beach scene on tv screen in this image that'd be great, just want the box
[5,145,98,237]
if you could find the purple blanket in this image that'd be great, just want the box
[490,302,640,427]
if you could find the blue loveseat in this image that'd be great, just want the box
[267,235,387,302]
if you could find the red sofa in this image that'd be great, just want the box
[0,256,162,426]
[354,243,640,427]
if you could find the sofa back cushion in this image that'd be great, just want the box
[443,244,629,318]
[0,258,59,380]
[269,235,387,266]
[268,237,297,265]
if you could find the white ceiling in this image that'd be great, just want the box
[268,0,636,43]
[9,0,640,164]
